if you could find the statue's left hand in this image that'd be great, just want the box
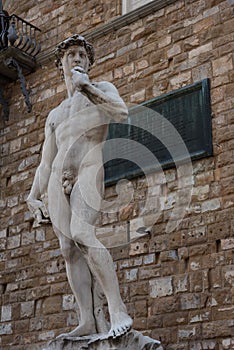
[26,197,50,228]
[71,68,90,90]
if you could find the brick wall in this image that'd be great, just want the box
[0,0,233,349]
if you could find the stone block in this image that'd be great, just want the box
[114,67,123,79]
[189,340,217,350]
[189,271,207,292]
[195,170,214,186]
[67,311,79,327]
[0,323,12,335]
[125,268,138,282]
[167,44,181,58]
[35,228,46,241]
[130,281,149,297]
[222,265,234,287]
[212,53,233,76]
[158,35,171,48]
[189,43,212,59]
[29,317,43,331]
[1,305,12,322]
[222,338,234,349]
[189,310,211,324]
[191,184,210,201]
[18,154,39,171]
[149,276,173,298]
[11,171,29,184]
[189,258,201,272]
[170,71,191,89]
[160,250,179,262]
[163,311,188,327]
[174,274,189,293]
[221,238,234,250]
[143,253,155,265]
[152,326,177,345]
[212,305,234,322]
[207,221,231,241]
[130,241,149,256]
[42,330,163,350]
[136,59,149,71]
[178,325,200,340]
[180,293,201,310]
[42,296,62,315]
[133,317,147,330]
[150,295,179,315]
[44,314,68,330]
[0,228,7,238]
[7,235,21,249]
[39,330,55,341]
[21,301,35,318]
[21,231,35,246]
[14,319,29,333]
[62,294,75,310]
[123,63,134,75]
[201,198,221,212]
[130,89,146,103]
[0,238,6,251]
[7,195,18,208]
[10,138,21,153]
[202,320,234,338]
[193,16,214,34]
[181,227,207,246]
[139,266,161,280]
[173,26,192,43]
[134,300,147,318]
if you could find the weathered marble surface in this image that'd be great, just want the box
[27,34,133,339]
[43,330,163,350]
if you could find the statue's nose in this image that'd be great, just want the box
[74,54,81,64]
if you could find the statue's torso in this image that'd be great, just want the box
[48,91,109,175]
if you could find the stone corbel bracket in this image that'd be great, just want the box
[0,46,36,120]
[5,57,32,113]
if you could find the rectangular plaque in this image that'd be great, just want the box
[104,78,212,186]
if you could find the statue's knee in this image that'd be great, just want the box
[70,231,83,245]
[60,240,75,261]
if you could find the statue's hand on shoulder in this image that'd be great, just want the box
[26,196,50,228]
[71,67,90,90]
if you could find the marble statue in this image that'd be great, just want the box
[27,34,133,339]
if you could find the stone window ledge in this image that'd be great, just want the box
[37,0,178,65]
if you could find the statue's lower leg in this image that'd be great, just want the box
[56,244,96,338]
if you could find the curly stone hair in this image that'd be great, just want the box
[54,34,95,70]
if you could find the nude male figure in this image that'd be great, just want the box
[27,34,132,338]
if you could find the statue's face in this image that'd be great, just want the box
[62,44,90,75]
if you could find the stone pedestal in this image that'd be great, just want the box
[42,330,163,350]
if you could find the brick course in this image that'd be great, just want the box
[0,0,234,349]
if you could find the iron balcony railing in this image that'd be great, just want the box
[0,13,41,57]
[0,8,41,120]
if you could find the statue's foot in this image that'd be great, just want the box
[109,311,133,338]
[56,322,96,339]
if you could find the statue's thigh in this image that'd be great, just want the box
[69,180,102,246]
[70,171,102,226]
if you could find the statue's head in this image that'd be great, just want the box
[54,34,95,72]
